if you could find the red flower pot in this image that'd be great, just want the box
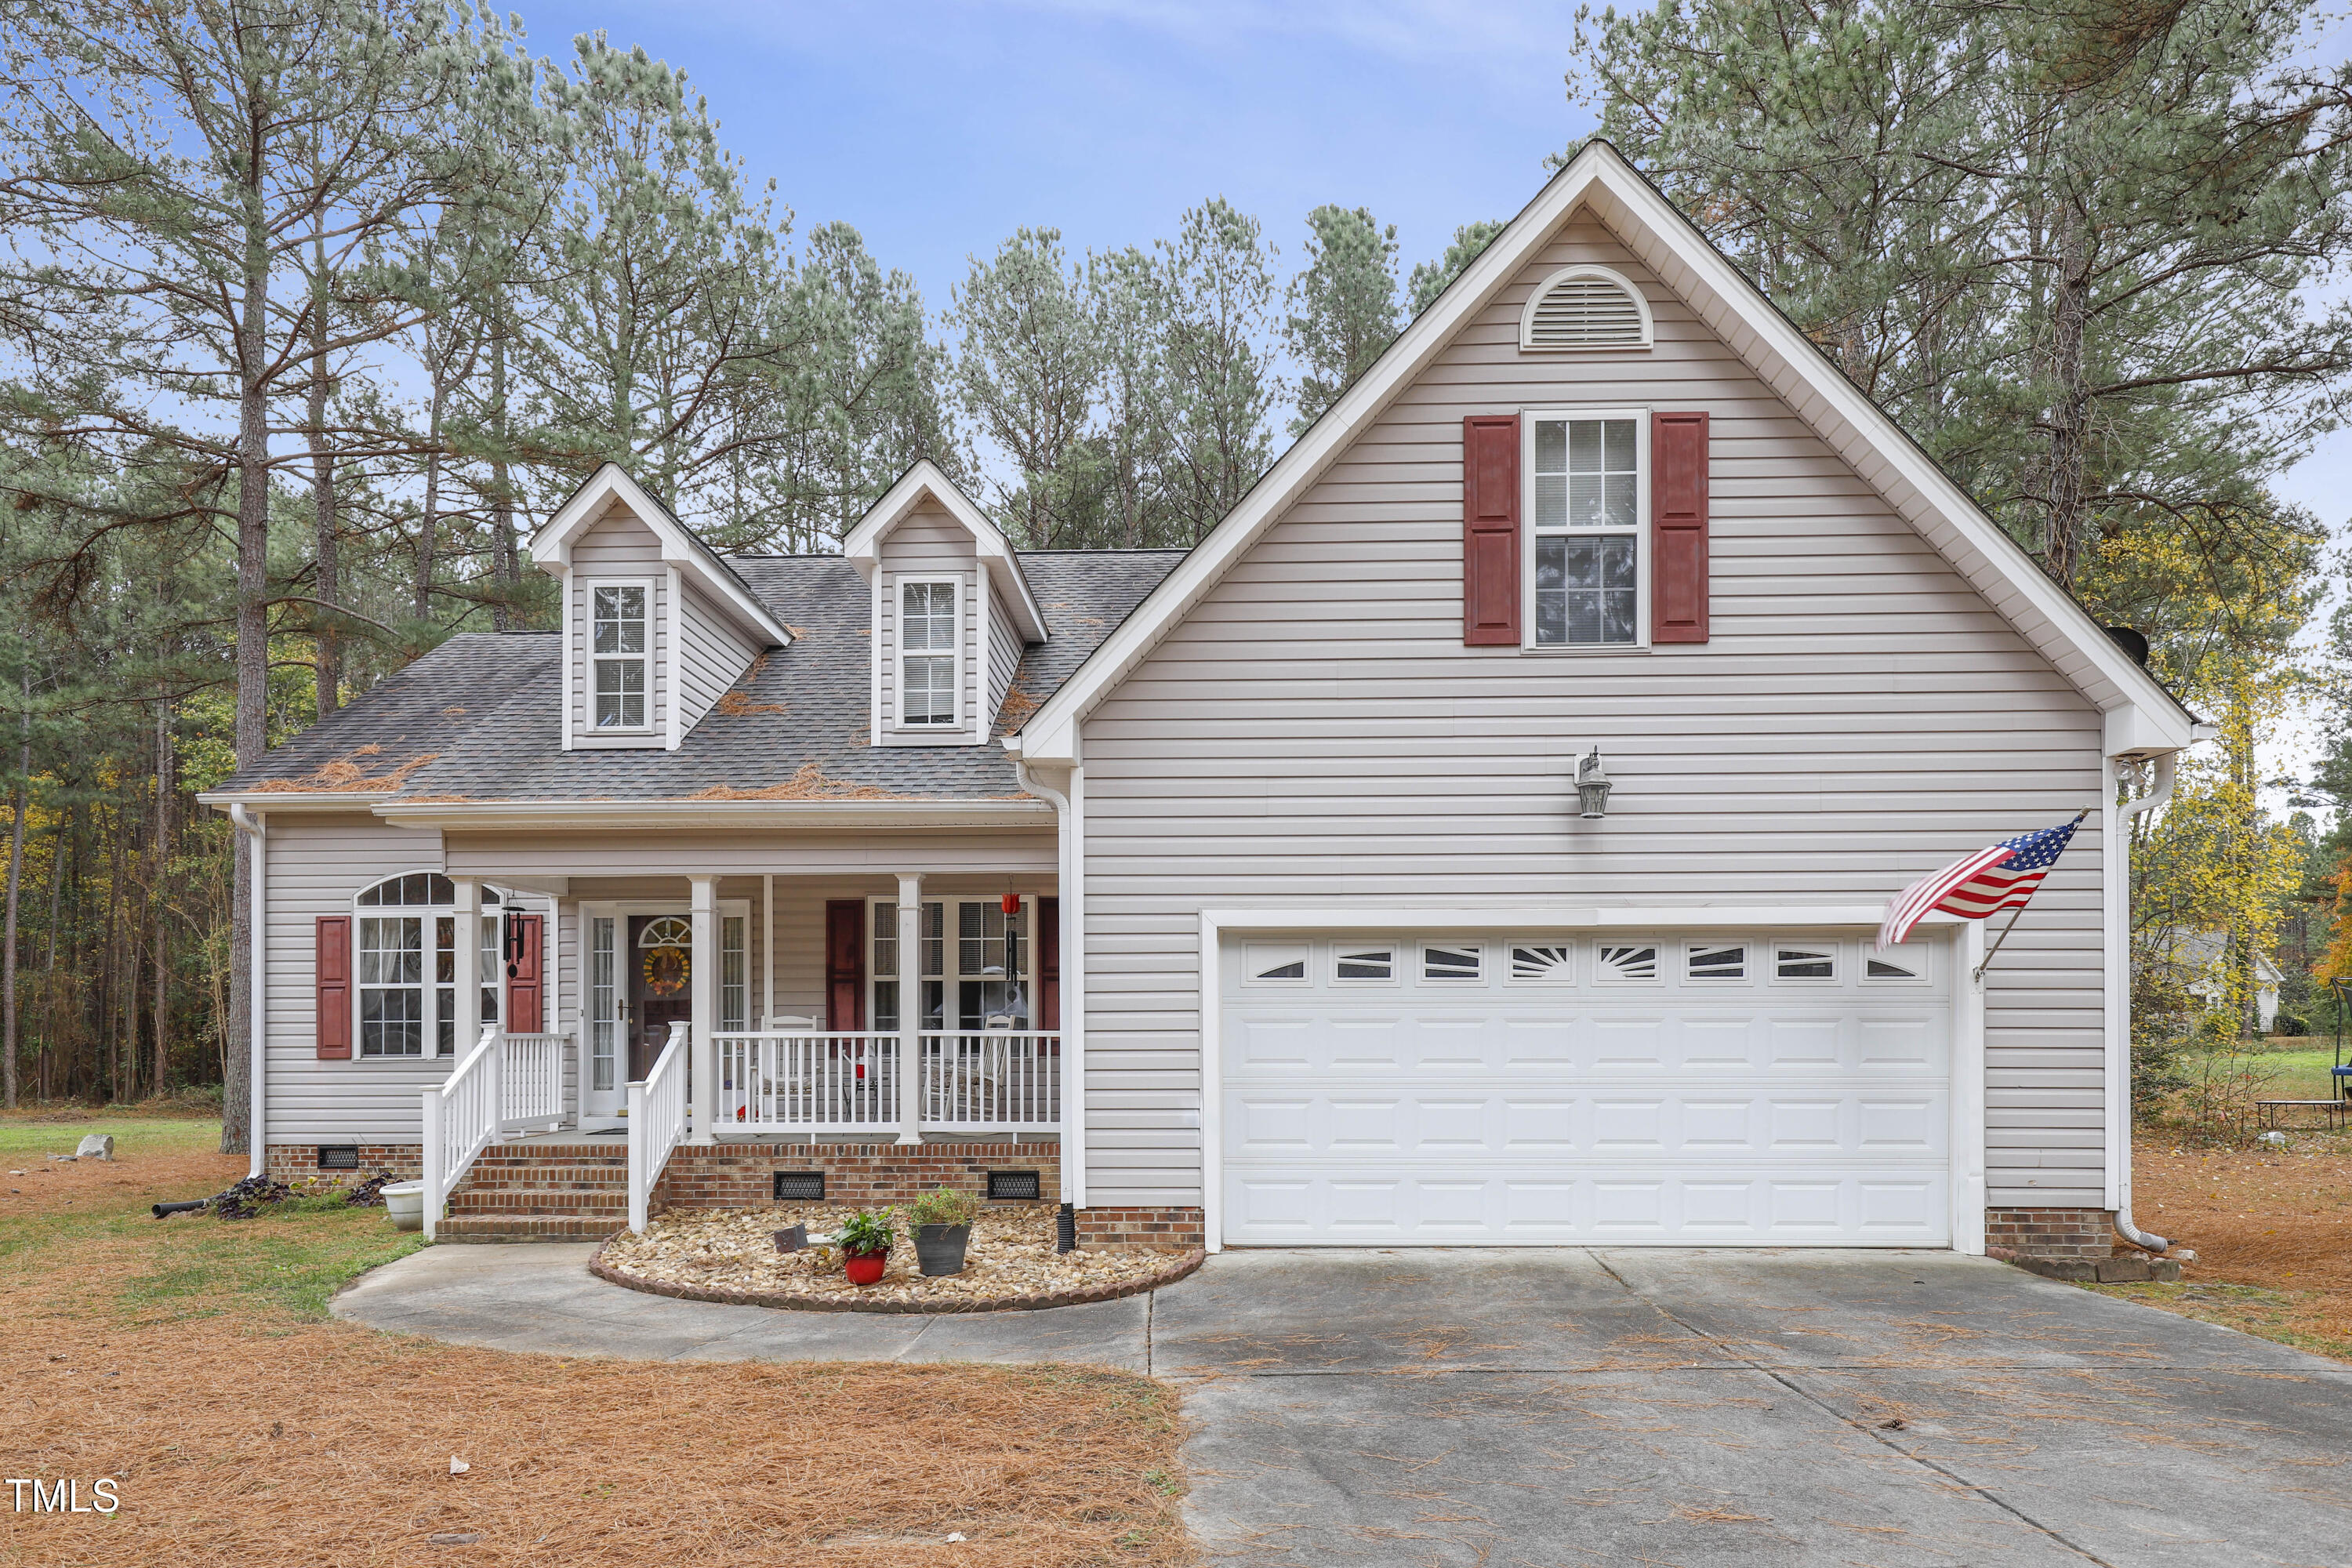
[843,1248,888,1286]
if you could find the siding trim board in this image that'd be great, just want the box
[1196,906,1987,1254]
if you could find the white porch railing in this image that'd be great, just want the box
[711,1031,900,1133]
[501,1031,569,1132]
[420,1024,502,1242]
[626,1022,691,1232]
[921,1032,1061,1131]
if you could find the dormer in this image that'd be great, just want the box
[532,464,793,751]
[844,462,1049,747]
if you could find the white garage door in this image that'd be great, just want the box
[1219,930,1951,1247]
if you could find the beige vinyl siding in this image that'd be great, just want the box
[673,581,760,736]
[568,506,669,750]
[1076,209,2108,1213]
[876,504,984,746]
[986,582,1022,725]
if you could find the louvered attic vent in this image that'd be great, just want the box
[1520,264,1652,352]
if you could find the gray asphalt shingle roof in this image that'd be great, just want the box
[224,548,1185,802]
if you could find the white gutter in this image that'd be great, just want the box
[229,804,267,1178]
[2107,751,2178,1253]
[1008,741,1084,1207]
[372,798,1055,832]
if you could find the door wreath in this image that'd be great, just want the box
[641,945,689,996]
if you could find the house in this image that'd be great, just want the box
[200,142,2199,1259]
[2150,931,2288,1034]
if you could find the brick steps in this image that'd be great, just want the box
[441,1142,631,1242]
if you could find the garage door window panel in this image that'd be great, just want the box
[1508,944,1576,984]
[1595,945,1659,983]
[1686,944,1748,982]
[1421,944,1483,982]
[1333,946,1396,983]
[1775,946,1837,982]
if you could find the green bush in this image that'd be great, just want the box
[2272,1014,2308,1038]
[905,1185,979,1229]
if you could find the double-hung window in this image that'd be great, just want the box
[1529,412,1645,648]
[591,584,650,729]
[898,579,958,728]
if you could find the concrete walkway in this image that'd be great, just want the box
[336,1246,2352,1566]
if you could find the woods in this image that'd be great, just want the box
[0,0,2347,1143]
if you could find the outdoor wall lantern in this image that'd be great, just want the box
[1576,746,1613,820]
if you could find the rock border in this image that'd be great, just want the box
[586,1237,1205,1315]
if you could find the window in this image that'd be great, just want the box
[1686,944,1747,981]
[1334,946,1395,982]
[1775,946,1836,982]
[352,876,501,1058]
[898,579,958,727]
[1510,945,1575,983]
[589,917,617,1091]
[722,915,748,1032]
[1246,944,1308,983]
[1866,953,1923,982]
[871,899,1031,1031]
[591,584,650,729]
[1529,413,1644,648]
[1422,944,1483,982]
[1595,944,1658,983]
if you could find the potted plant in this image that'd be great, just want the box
[835,1209,895,1285]
[906,1186,980,1276]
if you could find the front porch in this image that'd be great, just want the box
[412,863,1067,1240]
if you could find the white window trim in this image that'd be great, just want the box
[574,898,752,1108]
[348,874,509,1062]
[1518,263,1655,352]
[892,575,963,734]
[866,895,1036,1028]
[1522,407,1650,654]
[586,576,658,736]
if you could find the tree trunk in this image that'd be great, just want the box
[2,660,27,1110]
[310,235,340,717]
[152,696,172,1094]
[225,175,271,1156]
[489,307,516,631]
[2043,191,2092,587]
[416,384,443,621]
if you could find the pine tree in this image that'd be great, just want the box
[1285,205,1400,431]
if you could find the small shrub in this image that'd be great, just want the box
[2272,1014,2308,1038]
[905,1185,979,1229]
[834,1208,895,1257]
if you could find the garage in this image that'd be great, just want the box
[1216,928,1955,1247]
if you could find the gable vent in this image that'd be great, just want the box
[1520,265,1652,352]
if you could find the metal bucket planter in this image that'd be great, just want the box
[913,1223,971,1276]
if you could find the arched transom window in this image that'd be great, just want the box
[353,874,502,1058]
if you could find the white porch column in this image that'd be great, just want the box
[690,875,718,1142]
[452,877,489,1140]
[896,873,924,1145]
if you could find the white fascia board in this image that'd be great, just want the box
[844,460,1050,644]
[1019,140,2196,764]
[530,463,793,651]
[1200,905,1955,932]
[372,798,1055,832]
[196,789,394,811]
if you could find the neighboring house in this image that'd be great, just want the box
[201,142,2199,1260]
[2149,931,2287,1033]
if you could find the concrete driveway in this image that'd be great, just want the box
[336,1246,2352,1566]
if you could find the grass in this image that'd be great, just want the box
[1,1114,1192,1566]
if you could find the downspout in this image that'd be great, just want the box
[1007,741,1083,1208]
[229,804,267,1178]
[2109,752,2176,1254]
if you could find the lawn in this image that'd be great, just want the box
[0,1112,1189,1566]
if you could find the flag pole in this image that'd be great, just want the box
[1971,807,2091,983]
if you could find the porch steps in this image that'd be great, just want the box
[440,1142,630,1243]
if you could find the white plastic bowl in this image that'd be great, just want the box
[382,1179,426,1232]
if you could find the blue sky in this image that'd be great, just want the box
[515,0,1595,312]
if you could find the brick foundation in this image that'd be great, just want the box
[1075,1206,1204,1250]
[1985,1207,2115,1261]
[656,1142,1061,1210]
[267,1142,421,1181]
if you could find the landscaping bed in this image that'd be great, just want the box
[593,1203,1203,1312]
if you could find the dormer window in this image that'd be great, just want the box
[899,579,959,728]
[592,584,650,729]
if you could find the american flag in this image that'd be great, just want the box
[1877,814,2085,950]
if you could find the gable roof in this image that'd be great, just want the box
[530,463,796,649]
[1011,139,2200,766]
[844,460,1051,643]
[201,549,1185,817]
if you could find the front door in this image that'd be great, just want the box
[629,914,695,1081]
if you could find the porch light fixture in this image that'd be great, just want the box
[1576,746,1613,820]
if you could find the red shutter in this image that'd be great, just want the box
[826,900,865,1031]
[315,916,352,1060]
[1652,411,1710,643]
[1036,896,1061,1032]
[1462,415,1521,645]
[505,913,544,1034]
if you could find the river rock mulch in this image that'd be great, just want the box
[590,1203,1202,1313]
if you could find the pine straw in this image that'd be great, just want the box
[3,1145,1190,1567]
[2098,1138,2352,1361]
